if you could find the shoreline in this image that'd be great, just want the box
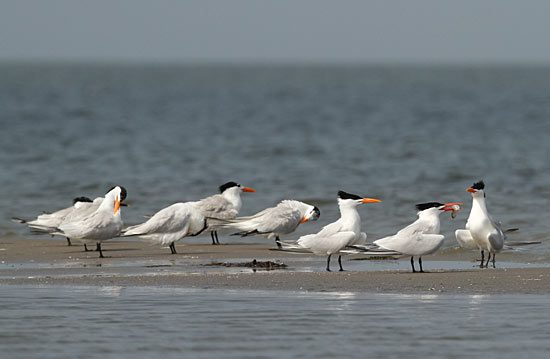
[1,235,550,294]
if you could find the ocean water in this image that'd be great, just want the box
[1,63,550,255]
[2,286,550,359]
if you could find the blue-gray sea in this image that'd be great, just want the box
[1,63,550,357]
[2,286,550,359]
[1,64,550,247]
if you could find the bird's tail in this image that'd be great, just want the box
[11,217,28,224]
[120,224,145,237]
[272,240,312,253]
[214,218,264,237]
[504,240,541,247]
[341,244,402,256]
[26,223,60,235]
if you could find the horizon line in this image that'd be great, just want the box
[1,57,550,68]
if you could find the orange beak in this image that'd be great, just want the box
[442,202,462,211]
[114,197,120,214]
[241,187,256,193]
[361,197,381,204]
[466,187,476,193]
[299,215,308,224]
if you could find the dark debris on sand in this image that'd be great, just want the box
[204,259,288,270]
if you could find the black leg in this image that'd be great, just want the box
[97,243,104,258]
[492,253,496,268]
[326,254,332,272]
[485,252,491,268]
[410,256,416,273]
[66,238,72,246]
[214,231,220,245]
[338,255,344,271]
[84,244,90,252]
[480,250,485,268]
[419,257,424,272]
[276,235,282,249]
[170,242,177,254]
[211,232,216,245]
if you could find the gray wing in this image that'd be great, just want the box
[312,219,344,238]
[61,201,100,224]
[488,231,505,251]
[258,206,302,233]
[195,195,238,219]
[229,206,302,235]
[59,211,122,240]
[27,206,75,229]
[394,219,425,238]
[123,203,193,235]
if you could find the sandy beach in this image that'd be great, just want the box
[1,234,549,294]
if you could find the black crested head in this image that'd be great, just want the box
[415,202,444,211]
[73,196,93,204]
[471,180,485,190]
[219,181,239,193]
[119,186,127,201]
[313,206,321,217]
[107,186,127,202]
[338,190,362,200]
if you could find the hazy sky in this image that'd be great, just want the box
[1,0,549,64]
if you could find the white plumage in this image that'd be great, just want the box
[455,181,505,268]
[279,191,380,271]
[12,197,92,232]
[219,200,320,246]
[122,202,206,254]
[194,182,255,245]
[55,186,125,258]
[373,205,450,272]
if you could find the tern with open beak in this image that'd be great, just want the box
[369,201,461,272]
[455,180,506,268]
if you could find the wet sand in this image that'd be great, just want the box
[1,235,550,294]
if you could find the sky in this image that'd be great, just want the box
[1,0,549,64]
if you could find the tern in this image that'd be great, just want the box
[59,187,128,250]
[279,191,381,271]
[368,202,460,273]
[455,180,506,268]
[12,196,94,245]
[53,186,125,258]
[121,201,207,254]
[219,200,320,248]
[195,181,255,245]
[16,187,128,250]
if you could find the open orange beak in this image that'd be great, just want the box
[442,202,462,211]
[241,187,256,193]
[361,197,381,204]
[466,187,476,193]
[114,197,120,214]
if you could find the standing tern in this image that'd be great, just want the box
[369,202,460,273]
[195,181,255,245]
[121,202,207,254]
[455,180,505,268]
[279,191,381,271]
[19,187,128,251]
[218,200,320,248]
[12,196,94,245]
[58,187,128,251]
[53,186,125,258]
